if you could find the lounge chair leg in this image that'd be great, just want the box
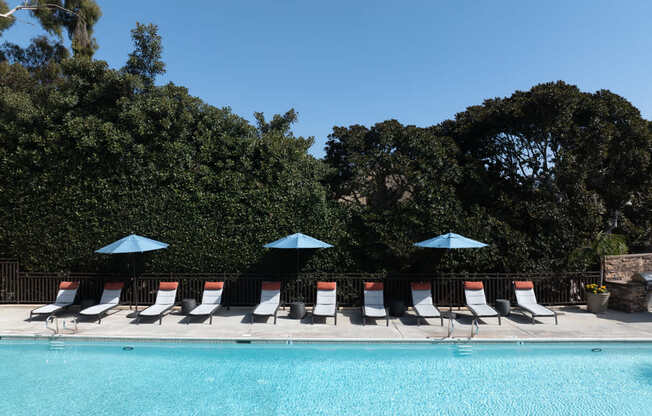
[386,317,389,327]
[440,316,443,326]
[210,314,213,325]
[417,315,420,326]
[311,314,314,325]
[554,314,558,325]
[498,316,501,326]
[274,313,277,325]
[334,313,337,326]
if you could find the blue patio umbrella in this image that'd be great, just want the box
[264,233,333,275]
[96,234,169,310]
[414,233,487,249]
[264,233,333,249]
[414,233,488,311]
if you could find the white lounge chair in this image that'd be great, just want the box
[411,282,443,326]
[362,282,388,326]
[251,281,281,324]
[464,281,501,325]
[29,281,79,320]
[136,282,178,325]
[312,281,337,325]
[188,281,224,324]
[79,282,124,323]
[513,281,558,324]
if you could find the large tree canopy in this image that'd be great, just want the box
[436,81,652,270]
[0,21,650,273]
[0,25,348,273]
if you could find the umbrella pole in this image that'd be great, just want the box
[134,253,139,312]
[131,253,137,311]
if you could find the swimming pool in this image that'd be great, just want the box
[0,339,650,415]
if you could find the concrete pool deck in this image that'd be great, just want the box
[1,304,651,342]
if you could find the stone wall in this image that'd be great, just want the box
[604,253,652,284]
[603,253,652,312]
[606,281,648,313]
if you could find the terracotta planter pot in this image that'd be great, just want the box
[585,291,610,314]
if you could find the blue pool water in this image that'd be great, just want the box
[0,340,651,415]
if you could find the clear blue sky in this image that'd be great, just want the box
[3,1,652,157]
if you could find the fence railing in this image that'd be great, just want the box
[3,269,601,307]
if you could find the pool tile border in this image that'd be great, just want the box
[1,333,652,344]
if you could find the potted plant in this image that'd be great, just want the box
[585,283,610,313]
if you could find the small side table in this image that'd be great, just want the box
[79,298,96,311]
[181,298,197,315]
[290,302,306,319]
[389,300,406,317]
[495,299,511,316]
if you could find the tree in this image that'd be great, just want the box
[123,22,165,88]
[0,35,68,68]
[0,56,348,273]
[0,0,101,57]
[325,120,468,271]
[254,109,298,138]
[441,81,652,270]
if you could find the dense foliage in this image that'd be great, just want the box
[1,19,650,273]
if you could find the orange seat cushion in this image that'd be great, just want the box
[159,282,178,290]
[364,282,383,291]
[104,282,124,290]
[411,282,431,291]
[514,281,534,290]
[204,281,224,290]
[464,281,484,290]
[262,281,281,291]
[317,282,336,290]
[59,281,79,290]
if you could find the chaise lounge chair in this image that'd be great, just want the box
[188,281,224,324]
[513,281,558,324]
[464,281,501,325]
[411,282,443,326]
[29,281,79,320]
[136,282,178,325]
[312,281,337,325]
[78,282,124,324]
[251,281,281,324]
[362,282,388,326]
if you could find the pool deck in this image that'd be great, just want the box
[1,305,651,342]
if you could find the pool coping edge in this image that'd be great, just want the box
[2,333,652,344]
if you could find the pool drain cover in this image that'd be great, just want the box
[591,348,602,352]
[123,346,134,351]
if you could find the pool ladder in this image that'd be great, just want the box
[46,315,77,335]
[455,344,473,357]
[49,339,65,351]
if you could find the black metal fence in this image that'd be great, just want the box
[0,259,600,307]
